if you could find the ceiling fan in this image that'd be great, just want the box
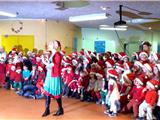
[51,1,90,11]
[115,5,160,30]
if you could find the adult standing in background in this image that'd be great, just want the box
[42,40,63,117]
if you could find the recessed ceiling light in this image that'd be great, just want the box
[100,6,107,11]
[100,6,110,11]
[148,27,152,30]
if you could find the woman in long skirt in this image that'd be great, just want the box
[42,40,63,117]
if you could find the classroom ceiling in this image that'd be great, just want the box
[0,1,160,30]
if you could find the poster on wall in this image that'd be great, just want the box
[94,41,105,53]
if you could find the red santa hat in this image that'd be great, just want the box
[135,76,144,86]
[12,47,17,53]
[72,52,77,56]
[60,50,66,55]
[66,55,72,60]
[90,69,96,75]
[134,61,143,68]
[105,59,114,68]
[116,64,124,71]
[91,51,97,57]
[139,51,149,58]
[123,73,135,83]
[97,61,105,69]
[107,69,119,79]
[72,59,78,65]
[117,52,126,60]
[16,66,21,72]
[151,52,160,61]
[84,57,91,63]
[143,63,155,72]
[96,70,104,78]
[38,65,44,71]
[87,50,91,55]
[147,79,159,89]
[79,50,84,56]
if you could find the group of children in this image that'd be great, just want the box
[0,41,160,120]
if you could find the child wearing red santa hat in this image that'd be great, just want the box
[106,69,120,117]
[141,63,155,84]
[62,65,74,97]
[86,70,96,102]
[30,64,38,85]
[0,59,6,87]
[14,66,23,91]
[9,65,16,90]
[35,65,46,99]
[94,70,104,104]
[122,76,145,118]
[139,51,149,65]
[5,58,13,89]
[137,79,159,120]
[77,70,90,101]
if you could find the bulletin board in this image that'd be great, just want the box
[94,41,105,53]
[1,35,34,53]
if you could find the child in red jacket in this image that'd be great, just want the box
[138,79,159,120]
[0,60,6,87]
[10,65,16,89]
[122,76,145,118]
[14,67,23,91]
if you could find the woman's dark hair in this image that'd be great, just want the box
[55,40,61,50]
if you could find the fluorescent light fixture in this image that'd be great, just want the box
[100,27,127,31]
[0,11,17,17]
[69,13,108,22]
[99,25,127,31]
[127,19,159,24]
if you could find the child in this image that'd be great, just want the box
[106,69,120,117]
[122,76,145,118]
[95,70,104,104]
[35,65,46,99]
[22,65,31,85]
[0,58,6,87]
[14,67,23,91]
[63,66,74,97]
[77,71,90,101]
[138,79,159,120]
[86,70,96,102]
[5,58,13,89]
[9,65,16,89]
[30,64,38,85]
